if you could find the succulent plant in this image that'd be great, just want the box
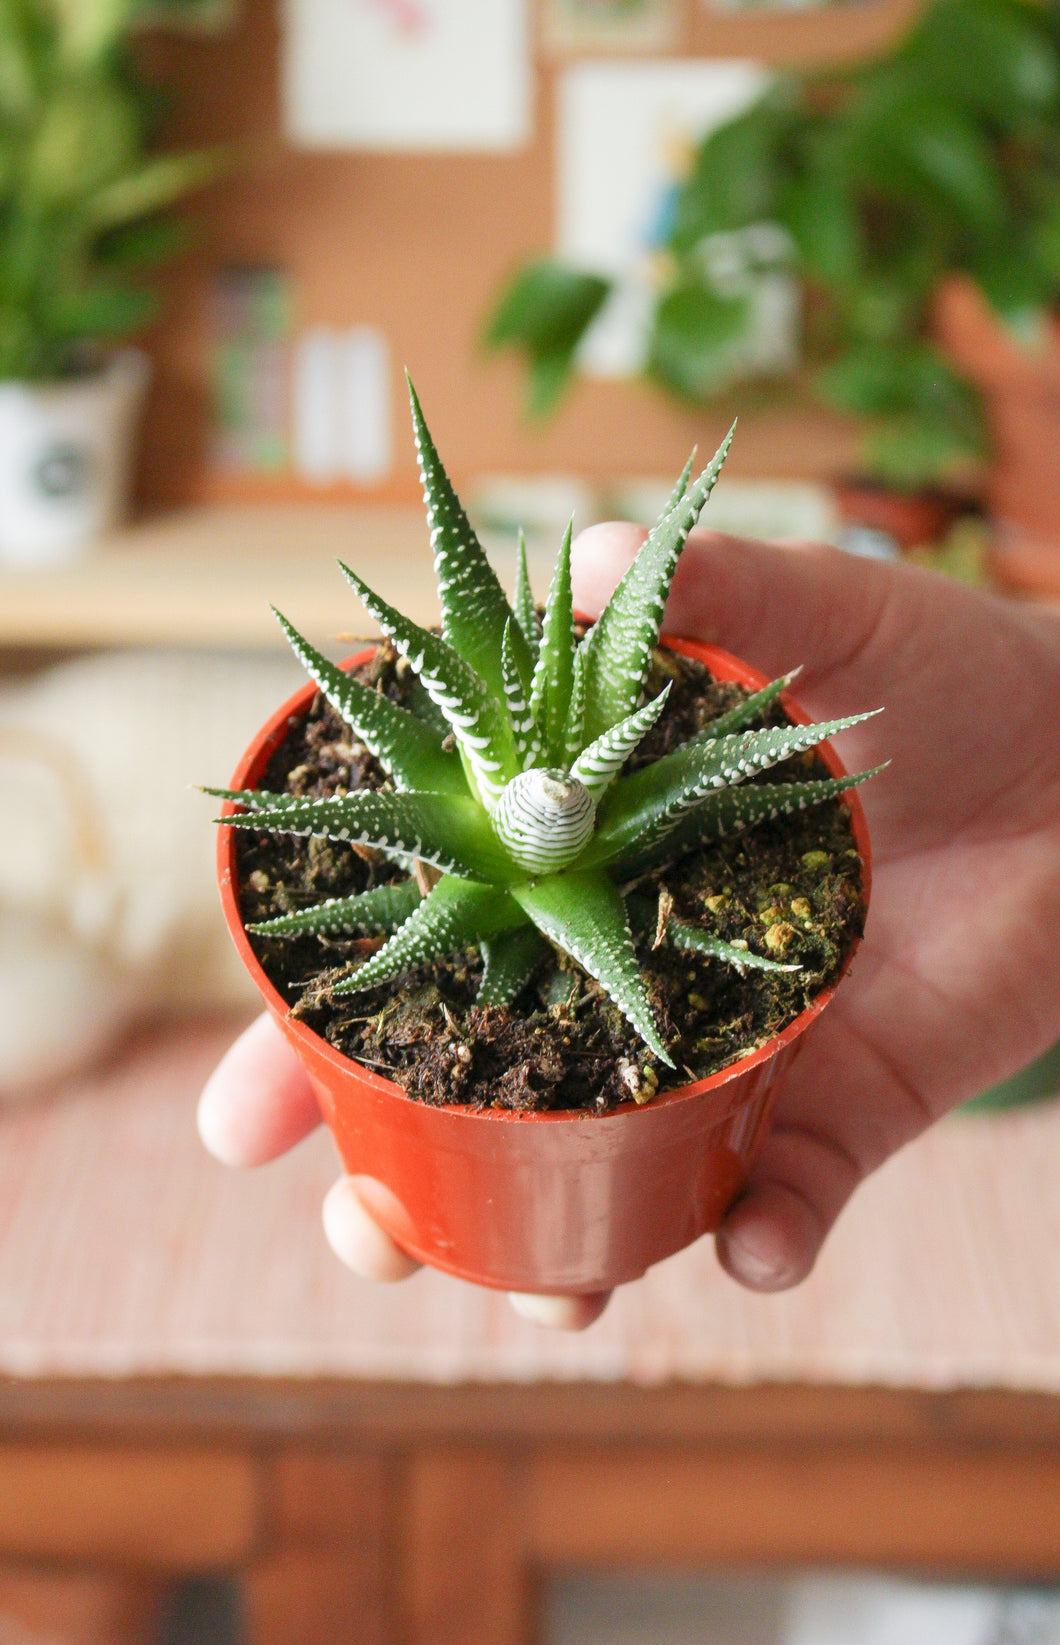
[212,380,881,1069]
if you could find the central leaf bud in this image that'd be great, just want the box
[492,768,596,875]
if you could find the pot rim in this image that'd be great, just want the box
[217,634,872,1124]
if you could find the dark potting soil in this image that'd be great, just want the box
[234,641,865,1113]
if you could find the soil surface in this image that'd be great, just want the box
[234,641,865,1113]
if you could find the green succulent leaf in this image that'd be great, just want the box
[338,561,517,807]
[512,869,673,1067]
[247,878,422,939]
[692,669,801,743]
[210,787,517,883]
[619,766,885,873]
[272,607,464,795]
[583,712,880,869]
[513,529,542,664]
[668,921,800,973]
[333,875,526,996]
[561,644,589,768]
[478,925,550,1007]
[206,784,295,814]
[400,671,450,734]
[667,449,697,509]
[530,517,576,763]
[406,375,532,700]
[501,617,543,771]
[569,684,671,804]
[578,427,735,746]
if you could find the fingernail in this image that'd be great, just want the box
[322,1178,420,1282]
[719,1233,795,1291]
[196,1081,240,1165]
[508,1291,610,1330]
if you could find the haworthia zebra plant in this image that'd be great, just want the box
[212,379,881,1069]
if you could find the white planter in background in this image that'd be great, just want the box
[0,350,150,568]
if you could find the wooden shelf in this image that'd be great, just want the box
[0,505,451,652]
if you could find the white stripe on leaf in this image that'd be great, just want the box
[332,874,525,995]
[337,561,516,808]
[570,684,670,803]
[492,768,595,875]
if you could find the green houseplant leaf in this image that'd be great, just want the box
[485,260,611,418]
[484,0,1060,488]
[0,0,223,381]
[512,869,673,1066]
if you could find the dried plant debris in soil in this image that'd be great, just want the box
[236,641,865,1113]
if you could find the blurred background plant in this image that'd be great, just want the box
[0,0,222,382]
[488,0,1060,492]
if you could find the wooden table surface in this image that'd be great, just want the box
[0,505,570,654]
[2,1027,1060,1644]
[4,1019,1060,1393]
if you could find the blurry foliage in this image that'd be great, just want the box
[485,261,611,418]
[0,0,223,380]
[487,0,1060,488]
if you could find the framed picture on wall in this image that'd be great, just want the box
[283,0,532,152]
[557,60,798,382]
[542,0,683,53]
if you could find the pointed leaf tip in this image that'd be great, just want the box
[405,376,531,699]
[579,424,737,744]
[530,516,576,762]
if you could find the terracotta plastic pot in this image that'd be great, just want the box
[218,636,872,1296]
[935,275,1060,597]
[833,477,963,552]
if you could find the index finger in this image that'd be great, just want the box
[198,1012,322,1167]
[571,521,891,696]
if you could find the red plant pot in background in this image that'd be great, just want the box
[833,477,963,552]
[217,637,872,1297]
[935,274,1060,598]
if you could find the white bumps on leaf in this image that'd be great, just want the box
[492,768,595,876]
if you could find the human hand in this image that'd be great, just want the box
[199,526,1060,1322]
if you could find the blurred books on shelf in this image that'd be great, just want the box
[212,268,292,480]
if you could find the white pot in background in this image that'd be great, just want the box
[0,350,150,568]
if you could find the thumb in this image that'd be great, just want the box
[571,523,893,697]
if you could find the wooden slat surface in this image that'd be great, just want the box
[0,1444,258,1567]
[3,1378,1060,1449]
[528,1446,1060,1577]
[402,1451,529,1645]
[0,1021,1059,1396]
